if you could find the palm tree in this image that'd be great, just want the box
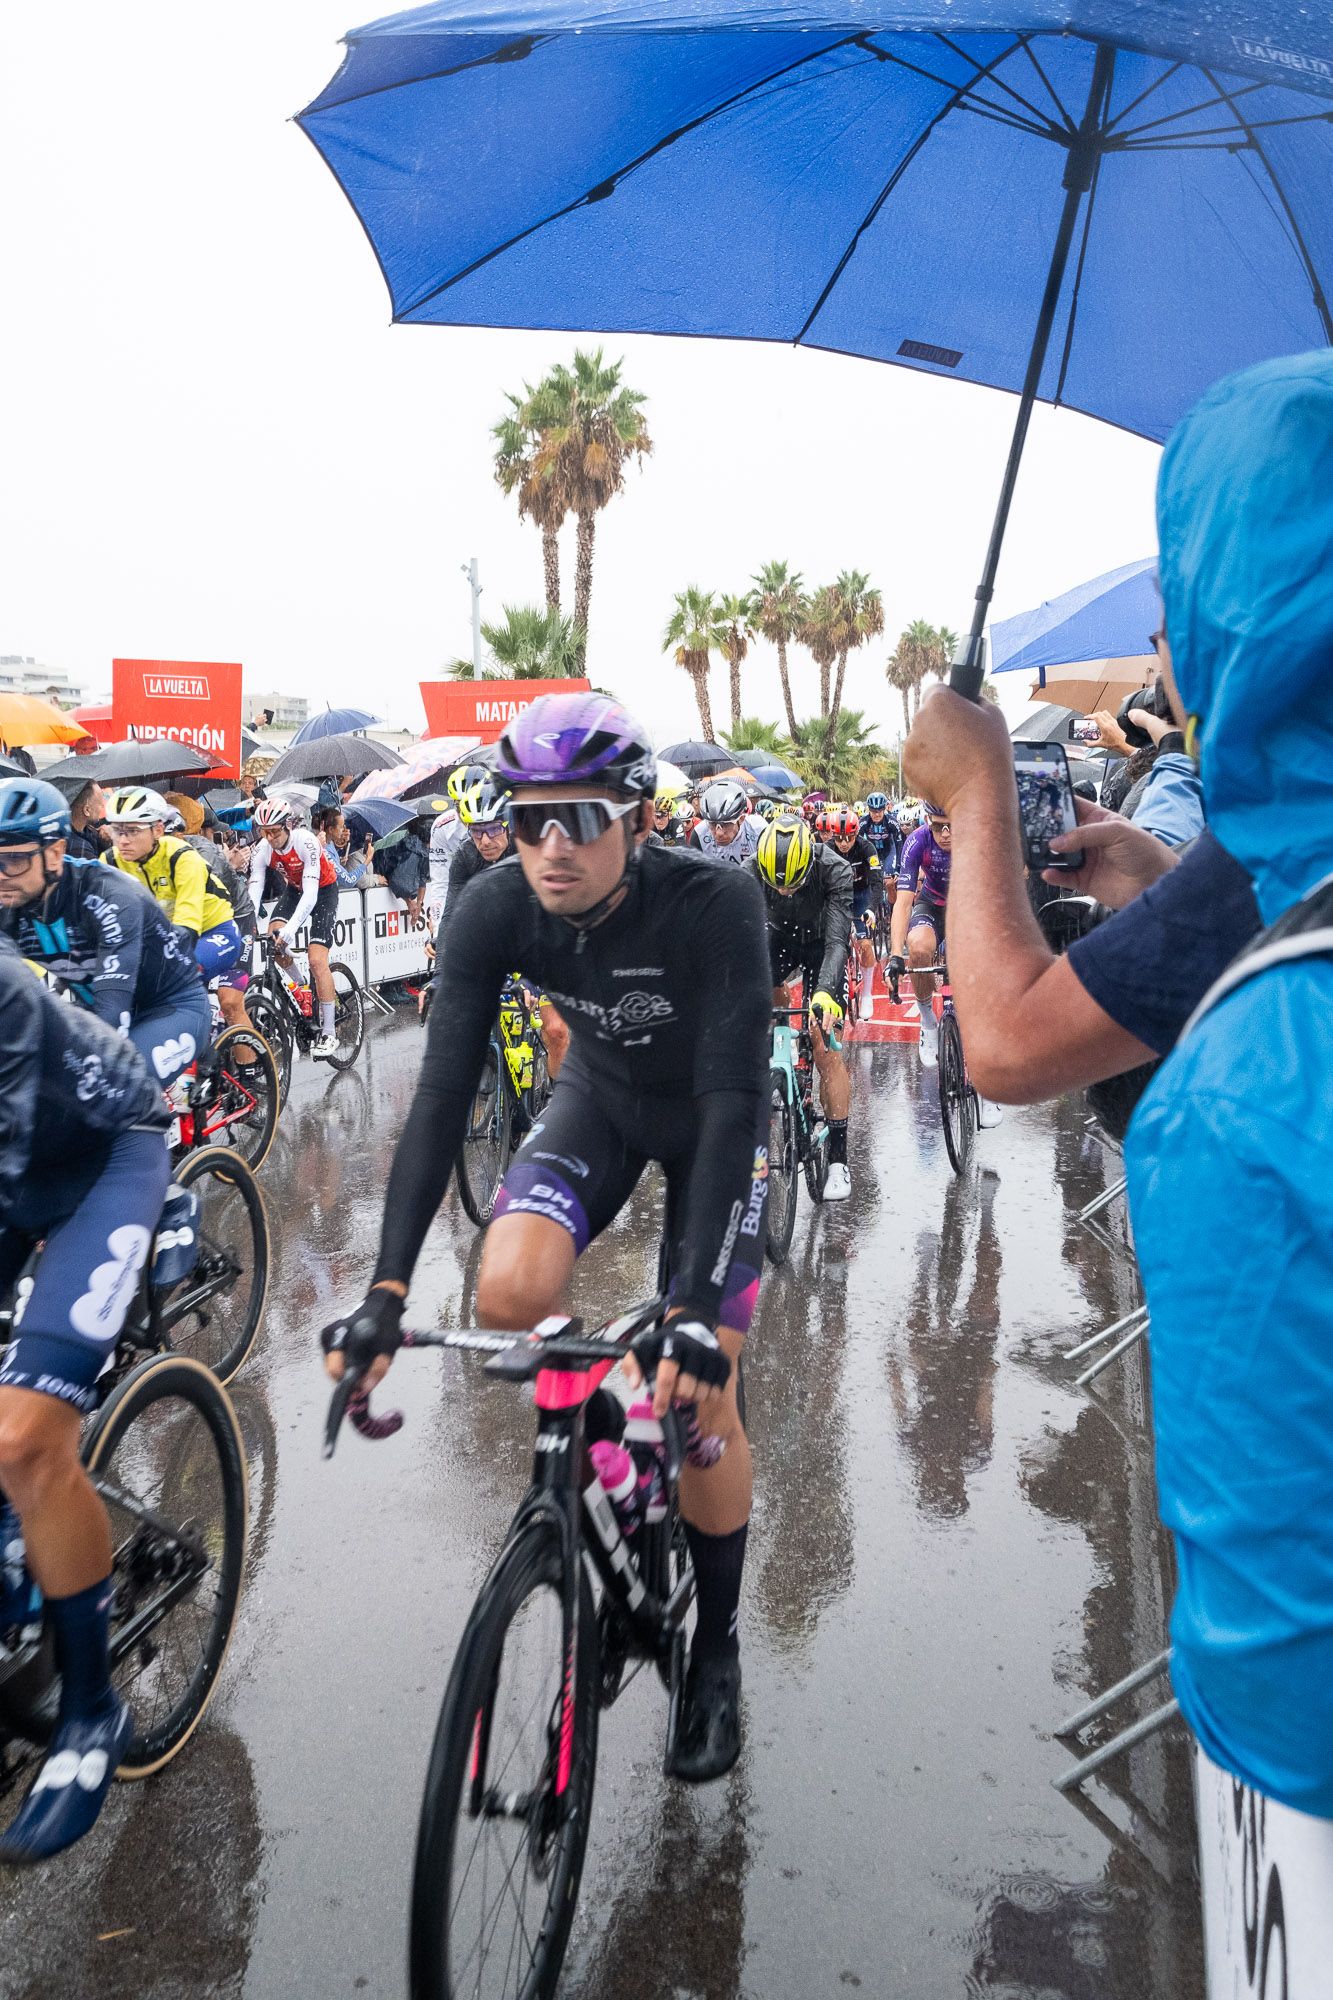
[800,586,841,718]
[536,350,652,667]
[885,645,915,738]
[748,561,806,738]
[789,708,886,798]
[887,619,958,722]
[825,569,884,745]
[662,587,719,740]
[482,604,584,678]
[492,392,569,613]
[722,718,793,758]
[713,593,752,735]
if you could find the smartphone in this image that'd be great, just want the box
[1012,740,1085,873]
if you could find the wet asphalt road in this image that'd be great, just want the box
[0,1007,1203,2000]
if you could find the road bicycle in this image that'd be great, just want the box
[0,1162,256,1828]
[890,957,978,1174]
[169,1022,281,1174]
[456,978,554,1228]
[323,1296,700,2000]
[766,1001,831,1264]
[246,936,366,1103]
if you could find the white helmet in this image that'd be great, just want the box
[700,779,748,825]
[104,786,170,826]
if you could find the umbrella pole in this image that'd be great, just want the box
[951,42,1116,700]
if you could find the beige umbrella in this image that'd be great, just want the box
[1029,657,1152,715]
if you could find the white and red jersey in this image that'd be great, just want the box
[249,826,336,935]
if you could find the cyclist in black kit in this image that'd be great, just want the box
[323,693,770,1780]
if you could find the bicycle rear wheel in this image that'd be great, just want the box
[326,962,366,1070]
[456,1045,513,1228]
[82,1353,247,1776]
[938,1011,975,1175]
[160,1147,270,1383]
[765,1072,798,1266]
[200,1027,280,1171]
[410,1522,600,2000]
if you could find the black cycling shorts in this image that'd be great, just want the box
[908,895,945,945]
[276,880,339,949]
[491,1077,767,1333]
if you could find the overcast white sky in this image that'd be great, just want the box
[1,1,1160,747]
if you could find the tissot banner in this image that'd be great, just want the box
[112,659,243,776]
[419,677,591,744]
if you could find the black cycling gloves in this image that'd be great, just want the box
[631,1317,731,1393]
[320,1287,406,1373]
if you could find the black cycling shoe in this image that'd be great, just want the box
[667,1652,742,1784]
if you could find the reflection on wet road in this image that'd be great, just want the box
[0,1013,1201,1999]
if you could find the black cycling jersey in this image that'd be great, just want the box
[445,836,511,905]
[0,943,169,1226]
[374,844,771,1321]
[749,843,853,998]
[0,857,203,1032]
[833,835,878,901]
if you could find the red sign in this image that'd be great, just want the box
[112,659,244,778]
[419,677,591,744]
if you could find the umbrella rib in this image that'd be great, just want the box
[398,34,865,319]
[861,33,1061,138]
[301,33,553,113]
[934,32,1066,136]
[1014,37,1080,133]
[1200,65,1333,343]
[1111,77,1267,142]
[794,35,1061,349]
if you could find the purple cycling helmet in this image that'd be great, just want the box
[496,693,657,799]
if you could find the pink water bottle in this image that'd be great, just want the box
[623,1402,668,1522]
[589,1440,643,1541]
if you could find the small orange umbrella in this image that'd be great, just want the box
[0,694,90,750]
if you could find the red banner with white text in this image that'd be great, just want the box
[112,660,244,778]
[419,677,591,745]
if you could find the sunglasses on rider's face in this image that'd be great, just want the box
[929,817,951,834]
[0,846,43,877]
[510,798,639,848]
[470,821,507,840]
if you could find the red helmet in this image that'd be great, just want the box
[828,807,860,841]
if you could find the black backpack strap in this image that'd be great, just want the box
[1181,873,1333,1038]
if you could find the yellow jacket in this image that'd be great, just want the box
[106,835,233,938]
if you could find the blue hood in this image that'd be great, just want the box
[1156,350,1333,923]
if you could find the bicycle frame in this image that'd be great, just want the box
[771,1006,830,1162]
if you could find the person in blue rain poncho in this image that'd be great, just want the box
[1127,350,1333,1819]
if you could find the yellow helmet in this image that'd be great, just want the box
[458,776,512,827]
[447,761,489,804]
[756,815,814,892]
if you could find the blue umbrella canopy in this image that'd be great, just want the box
[747,761,804,790]
[991,557,1158,676]
[343,795,419,839]
[301,5,1333,696]
[290,706,381,745]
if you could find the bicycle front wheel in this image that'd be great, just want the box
[326,962,366,1070]
[410,1522,600,2000]
[83,1353,247,1777]
[202,1027,280,1171]
[765,1072,798,1266]
[939,1011,975,1175]
[160,1147,270,1382]
[245,992,293,1107]
[456,1045,513,1228]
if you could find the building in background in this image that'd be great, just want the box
[0,654,85,708]
[244,687,308,731]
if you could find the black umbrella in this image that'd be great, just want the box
[660,739,733,777]
[41,738,215,785]
[264,734,403,786]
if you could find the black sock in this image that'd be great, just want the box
[685,1520,748,1665]
[48,1575,117,1724]
[828,1119,848,1166]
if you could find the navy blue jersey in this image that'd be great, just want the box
[860,812,901,872]
[0,856,202,1033]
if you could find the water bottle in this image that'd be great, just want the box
[588,1440,644,1542]
[623,1402,668,1523]
[294,984,314,1019]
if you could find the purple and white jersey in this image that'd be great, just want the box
[896,824,950,905]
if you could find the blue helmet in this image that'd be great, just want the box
[0,777,71,846]
[866,791,888,811]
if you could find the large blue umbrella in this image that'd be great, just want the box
[290,706,381,745]
[991,556,1158,677]
[300,4,1333,695]
[747,760,804,790]
[343,795,419,839]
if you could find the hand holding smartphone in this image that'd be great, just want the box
[1012,740,1086,873]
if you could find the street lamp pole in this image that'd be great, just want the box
[461,557,482,674]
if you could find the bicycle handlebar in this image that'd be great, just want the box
[322,1299,672,1459]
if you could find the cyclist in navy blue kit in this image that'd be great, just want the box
[860,792,902,874]
[0,779,211,1092]
[0,941,171,1862]
[323,694,770,1782]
